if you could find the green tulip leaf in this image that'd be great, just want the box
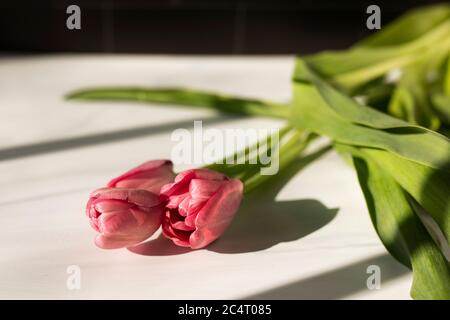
[356,4,450,48]
[291,60,450,172]
[66,87,290,119]
[346,145,450,300]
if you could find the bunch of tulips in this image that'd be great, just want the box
[69,5,450,299]
[86,160,243,250]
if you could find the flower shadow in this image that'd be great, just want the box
[208,198,338,254]
[128,234,192,256]
[208,145,339,253]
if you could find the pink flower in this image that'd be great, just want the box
[86,188,163,249]
[107,160,175,194]
[160,169,243,249]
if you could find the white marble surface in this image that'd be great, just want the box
[0,55,412,299]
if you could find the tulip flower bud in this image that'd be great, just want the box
[86,187,163,249]
[160,169,243,249]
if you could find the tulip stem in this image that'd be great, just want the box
[202,126,316,193]
[241,130,317,193]
[204,125,294,176]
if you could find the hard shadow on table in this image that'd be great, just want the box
[208,198,337,254]
[209,146,338,254]
[243,253,410,299]
[0,115,239,162]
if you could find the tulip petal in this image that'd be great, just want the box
[86,187,164,249]
[168,209,195,231]
[90,187,161,208]
[107,160,174,194]
[97,210,140,236]
[160,169,243,249]
[184,212,197,229]
[193,169,227,181]
[89,219,100,232]
[162,215,191,247]
[166,192,189,210]
[187,179,223,215]
[189,179,243,249]
[171,221,195,231]
[178,195,191,216]
[160,169,225,198]
[189,179,223,200]
[160,170,195,196]
[94,199,133,214]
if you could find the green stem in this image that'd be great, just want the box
[242,130,317,193]
[205,125,292,170]
[66,87,290,119]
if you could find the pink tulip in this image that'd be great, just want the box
[107,160,175,194]
[86,187,163,249]
[160,169,243,249]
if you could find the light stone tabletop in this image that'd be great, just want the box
[0,55,411,299]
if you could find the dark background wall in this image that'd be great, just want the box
[0,0,445,54]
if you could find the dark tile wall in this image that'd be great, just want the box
[0,0,444,54]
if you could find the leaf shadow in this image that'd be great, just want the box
[242,253,409,299]
[0,115,240,162]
